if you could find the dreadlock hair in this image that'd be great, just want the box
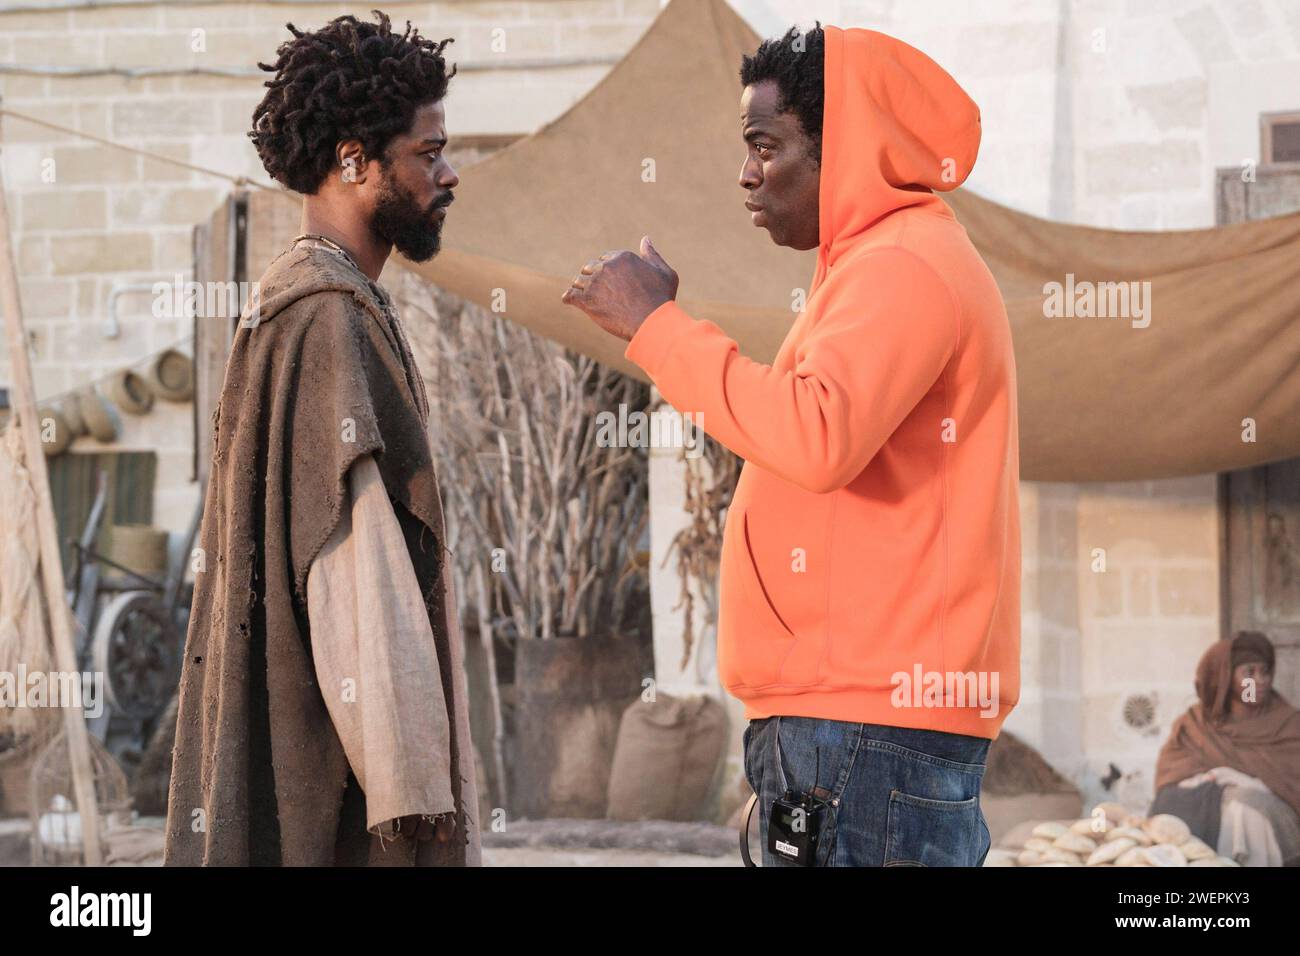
[738,24,825,165]
[250,9,456,195]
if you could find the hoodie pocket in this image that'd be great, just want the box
[741,511,797,638]
[717,510,802,690]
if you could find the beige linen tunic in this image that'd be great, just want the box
[306,451,459,844]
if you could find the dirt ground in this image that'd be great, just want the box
[0,816,744,867]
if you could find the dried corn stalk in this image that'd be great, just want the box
[664,431,740,671]
[394,276,650,643]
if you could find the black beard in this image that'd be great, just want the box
[370,174,444,263]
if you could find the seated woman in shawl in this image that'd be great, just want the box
[1150,630,1300,866]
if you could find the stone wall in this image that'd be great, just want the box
[0,0,661,531]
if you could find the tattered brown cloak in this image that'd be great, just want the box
[164,243,481,866]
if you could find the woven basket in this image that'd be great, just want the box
[56,396,87,436]
[0,732,44,818]
[106,369,154,415]
[145,349,194,402]
[28,730,133,864]
[35,407,72,457]
[107,523,169,577]
[76,390,119,442]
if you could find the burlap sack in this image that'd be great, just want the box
[606,693,727,822]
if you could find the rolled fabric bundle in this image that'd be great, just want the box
[77,390,120,442]
[145,349,194,402]
[35,406,72,457]
[56,395,87,436]
[107,369,154,415]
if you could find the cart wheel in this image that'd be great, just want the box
[91,590,180,720]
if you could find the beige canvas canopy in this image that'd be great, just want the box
[401,0,1300,482]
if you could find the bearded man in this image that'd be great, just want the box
[165,11,479,866]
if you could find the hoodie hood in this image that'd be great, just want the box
[813,26,982,288]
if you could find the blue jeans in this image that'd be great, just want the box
[743,716,992,867]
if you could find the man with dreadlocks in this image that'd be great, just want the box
[164,10,479,866]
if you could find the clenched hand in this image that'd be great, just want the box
[561,236,679,341]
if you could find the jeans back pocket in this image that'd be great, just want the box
[884,789,982,867]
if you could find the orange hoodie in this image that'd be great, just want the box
[625,27,1020,739]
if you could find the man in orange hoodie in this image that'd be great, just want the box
[563,24,1020,867]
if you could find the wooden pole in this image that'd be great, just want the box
[0,125,103,865]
